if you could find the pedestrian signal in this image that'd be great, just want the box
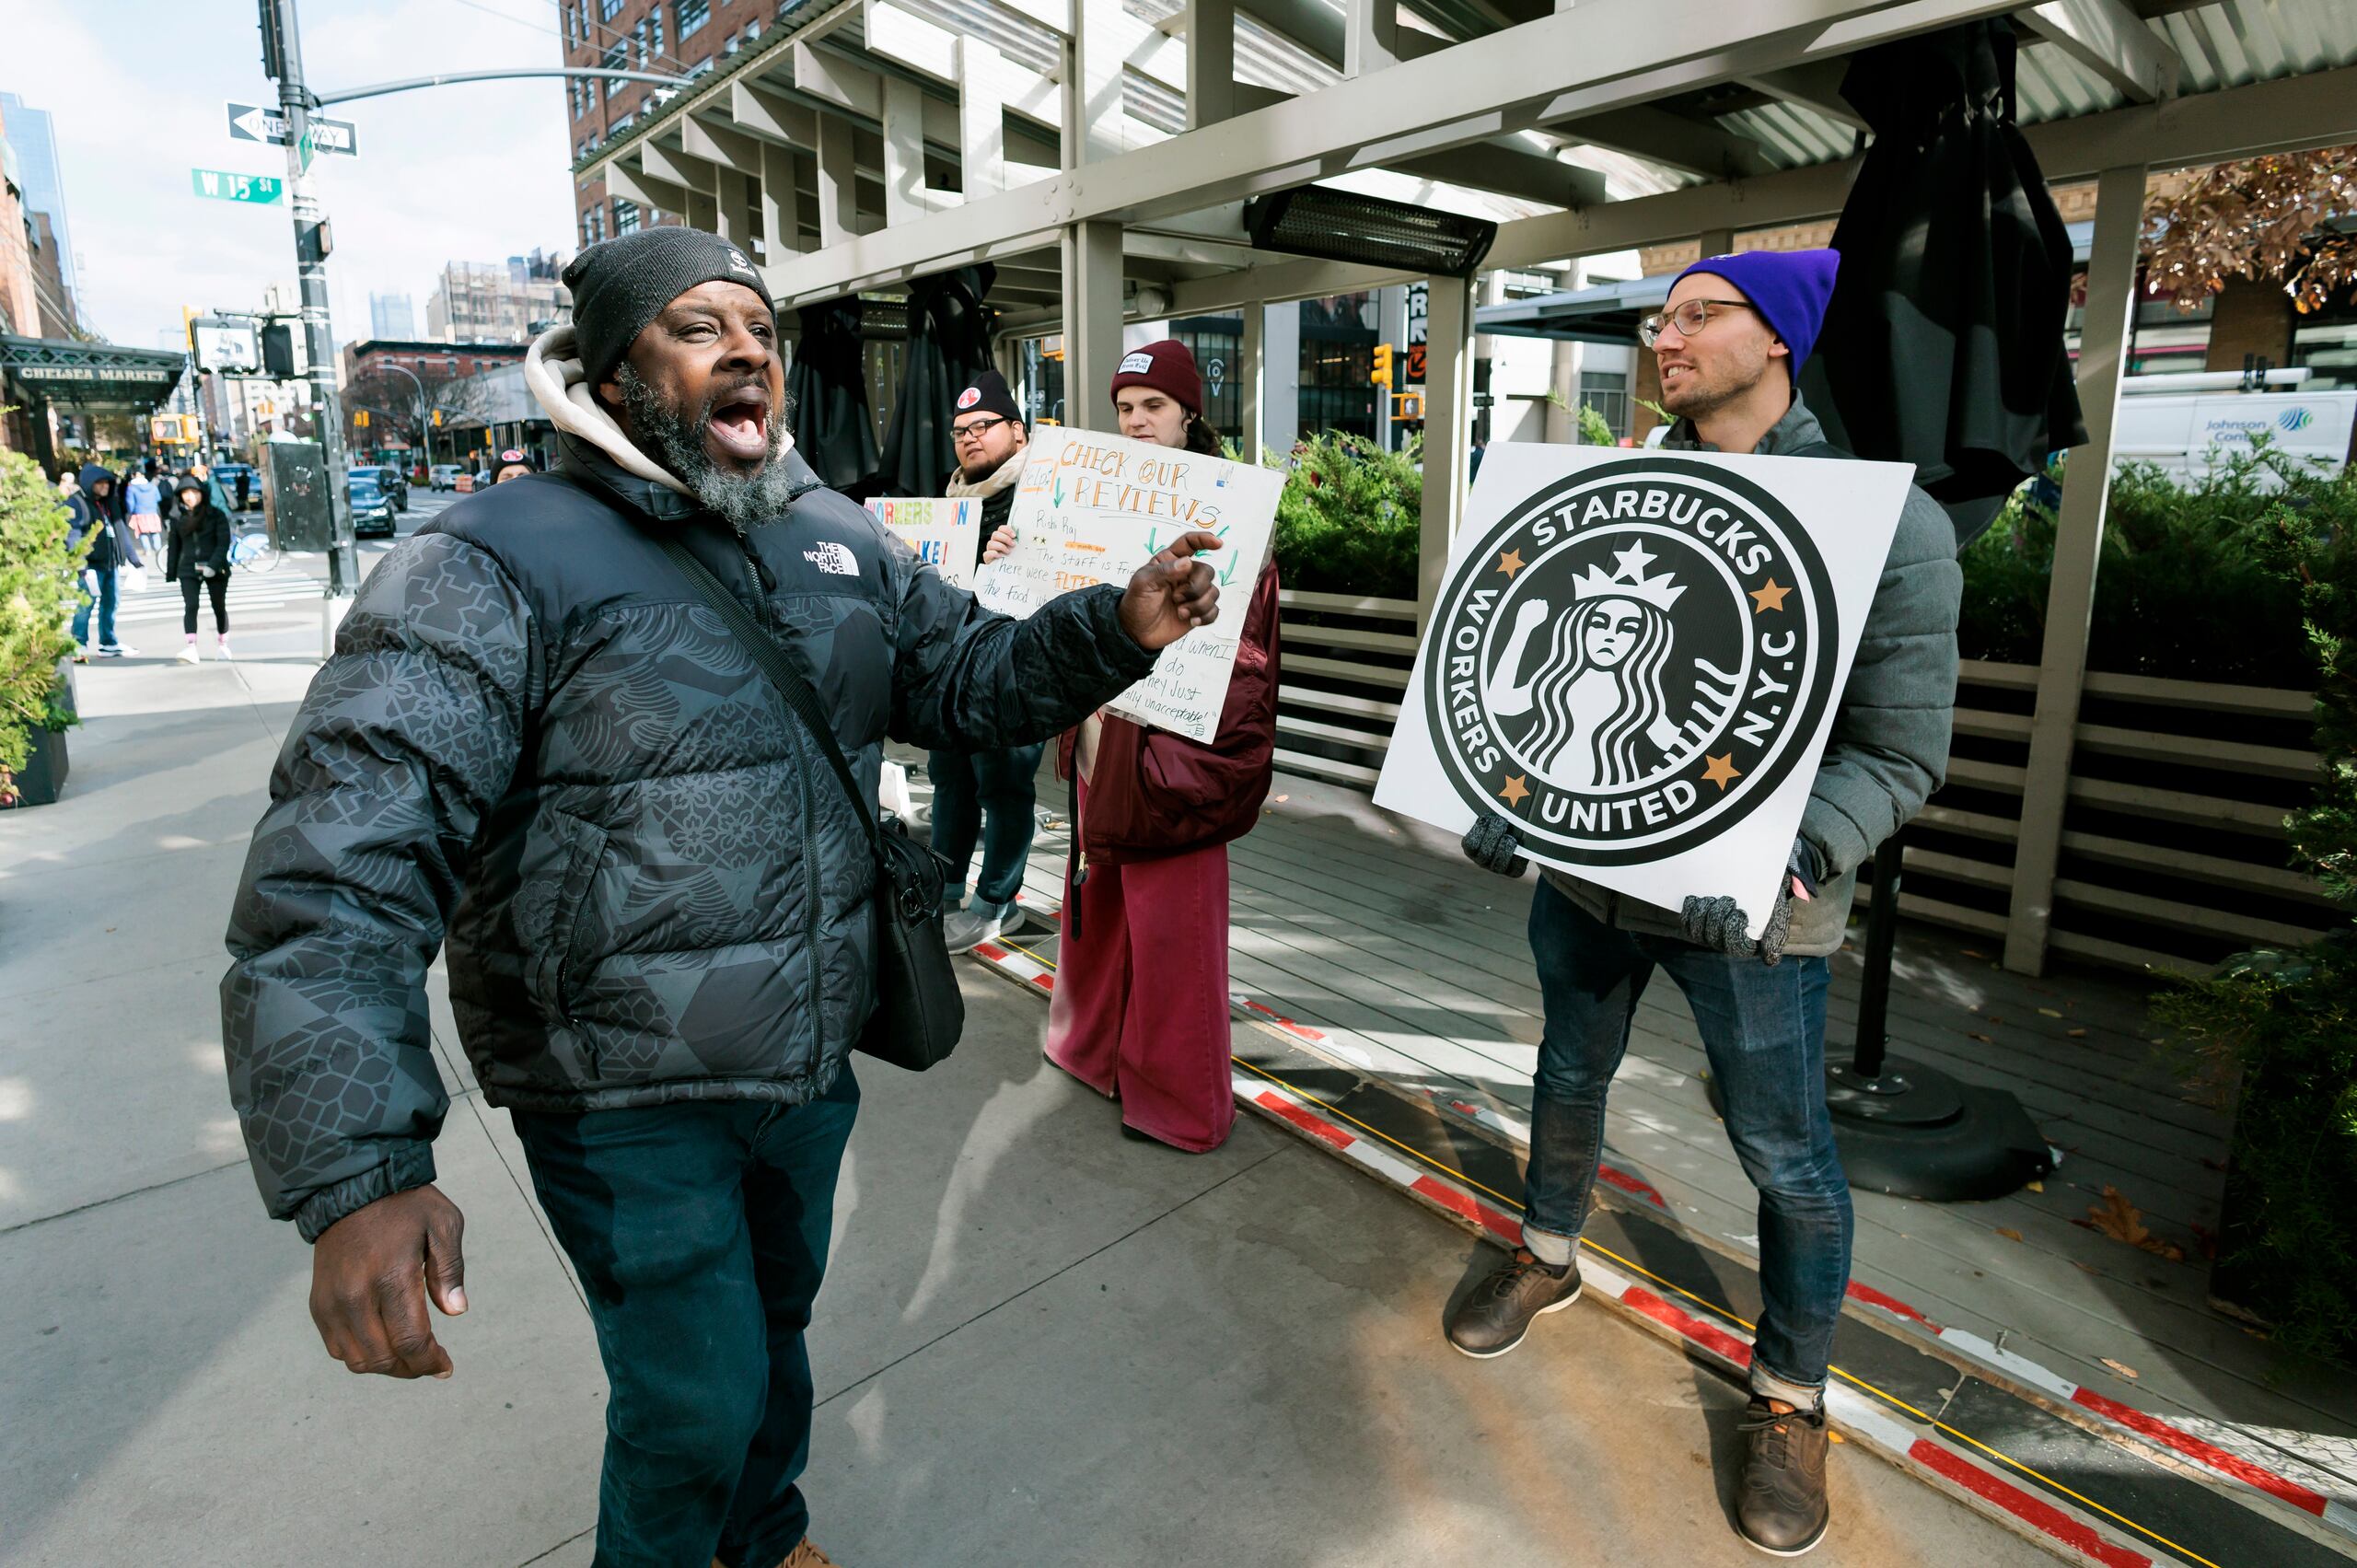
[261,322,296,378]
[1371,343,1394,389]
[1392,391,1425,422]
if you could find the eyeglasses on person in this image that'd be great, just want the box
[1637,298,1759,349]
[952,415,1016,443]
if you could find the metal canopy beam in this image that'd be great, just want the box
[1552,103,1775,180]
[1394,140,1610,205]
[1733,60,1867,129]
[765,0,2024,305]
[2018,0,2180,104]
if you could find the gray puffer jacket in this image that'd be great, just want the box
[223,432,1158,1240]
[1542,396,1961,956]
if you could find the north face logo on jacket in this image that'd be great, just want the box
[804,541,858,576]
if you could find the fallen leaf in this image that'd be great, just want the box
[2100,1358,2141,1380]
[2067,1028,2087,1039]
[1961,947,1987,959]
[1986,1015,2005,1026]
[2026,1180,2045,1193]
[1994,1226,2024,1242]
[1827,1429,1846,1445]
[2038,1007,2063,1018]
[1273,794,1289,803]
[2087,1186,2151,1249]
[2072,1260,2102,1275]
[1967,1032,1994,1044]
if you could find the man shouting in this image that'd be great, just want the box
[220,227,1222,1568]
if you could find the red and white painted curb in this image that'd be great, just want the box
[1231,1070,2176,1568]
[969,938,2357,1555]
[1399,1067,2357,1547]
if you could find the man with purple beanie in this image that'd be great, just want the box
[1447,250,1960,1556]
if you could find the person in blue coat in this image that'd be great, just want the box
[66,462,145,657]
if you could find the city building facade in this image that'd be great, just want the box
[369,291,418,340]
[423,252,572,343]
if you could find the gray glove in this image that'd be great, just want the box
[1679,888,1795,966]
[1461,813,1527,877]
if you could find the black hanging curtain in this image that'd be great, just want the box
[874,264,997,497]
[786,296,880,491]
[1801,18,2087,546]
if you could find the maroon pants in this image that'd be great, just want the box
[1044,782,1236,1152]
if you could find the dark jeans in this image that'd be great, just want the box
[928,742,1045,905]
[511,1066,860,1568]
[1522,879,1849,1400]
[71,568,119,648]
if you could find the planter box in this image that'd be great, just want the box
[4,726,69,808]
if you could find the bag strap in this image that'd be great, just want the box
[650,532,888,869]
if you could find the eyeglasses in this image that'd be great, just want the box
[952,416,1015,444]
[1637,298,1758,349]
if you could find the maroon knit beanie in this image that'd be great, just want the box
[1109,339,1203,416]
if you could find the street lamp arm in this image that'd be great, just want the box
[311,68,695,107]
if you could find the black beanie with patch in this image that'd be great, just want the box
[562,226,775,388]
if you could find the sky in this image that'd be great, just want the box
[2,0,582,350]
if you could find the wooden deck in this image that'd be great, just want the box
[888,746,2357,1497]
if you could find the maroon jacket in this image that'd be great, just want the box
[1061,556,1281,866]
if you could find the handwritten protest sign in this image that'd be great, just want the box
[975,425,1282,744]
[1376,443,1912,935]
[865,496,984,588]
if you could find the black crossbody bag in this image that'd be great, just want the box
[653,533,965,1072]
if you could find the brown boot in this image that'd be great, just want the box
[713,1544,840,1568]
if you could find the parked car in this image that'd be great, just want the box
[427,463,464,492]
[349,463,409,511]
[212,462,258,510]
[346,474,398,538]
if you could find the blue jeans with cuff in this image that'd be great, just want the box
[511,1066,860,1568]
[928,742,1045,906]
[1521,878,1849,1409]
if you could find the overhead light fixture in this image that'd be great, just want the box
[1242,186,1497,277]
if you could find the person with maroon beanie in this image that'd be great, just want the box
[1028,340,1277,1150]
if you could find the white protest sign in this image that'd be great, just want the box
[1375,443,1913,934]
[975,425,1283,744]
[865,496,984,588]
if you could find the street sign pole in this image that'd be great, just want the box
[262,0,358,603]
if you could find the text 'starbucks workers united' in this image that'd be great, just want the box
[1425,457,1839,866]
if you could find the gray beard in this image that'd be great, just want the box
[615,362,799,535]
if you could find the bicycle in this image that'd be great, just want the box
[228,520,281,575]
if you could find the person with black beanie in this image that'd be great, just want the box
[221,222,1228,1568]
[167,474,234,663]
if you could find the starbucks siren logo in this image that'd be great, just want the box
[1425,457,1838,866]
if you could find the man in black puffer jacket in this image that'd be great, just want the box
[221,227,1223,1568]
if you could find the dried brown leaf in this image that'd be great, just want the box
[2100,1357,2141,1381]
[2087,1186,2152,1248]
[1994,1226,2025,1242]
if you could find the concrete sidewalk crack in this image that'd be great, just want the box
[0,1157,250,1237]
[812,1144,1290,1415]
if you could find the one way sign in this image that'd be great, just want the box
[226,101,359,157]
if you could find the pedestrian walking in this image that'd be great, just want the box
[126,461,165,568]
[220,226,1225,1568]
[1028,340,1280,1153]
[934,369,1045,952]
[1449,250,1961,1557]
[167,475,233,663]
[66,464,141,658]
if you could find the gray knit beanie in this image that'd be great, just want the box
[562,226,775,387]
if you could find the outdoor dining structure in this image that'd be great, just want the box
[577,4,2357,1562]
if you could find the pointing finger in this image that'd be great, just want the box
[1155,529,1225,562]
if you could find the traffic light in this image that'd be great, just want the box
[354,408,370,428]
[1371,343,1394,389]
[431,409,443,427]
[261,321,296,378]
[1392,391,1425,423]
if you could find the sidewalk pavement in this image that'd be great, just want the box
[2,621,2060,1567]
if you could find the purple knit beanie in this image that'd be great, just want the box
[1672,249,1840,373]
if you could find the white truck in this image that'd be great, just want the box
[2115,370,2356,482]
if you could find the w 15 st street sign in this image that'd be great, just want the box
[226,101,359,157]
[192,168,284,205]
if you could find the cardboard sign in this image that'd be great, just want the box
[1376,443,1914,934]
[865,496,984,588]
[975,425,1283,744]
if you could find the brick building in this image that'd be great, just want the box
[341,338,530,385]
[560,0,786,250]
